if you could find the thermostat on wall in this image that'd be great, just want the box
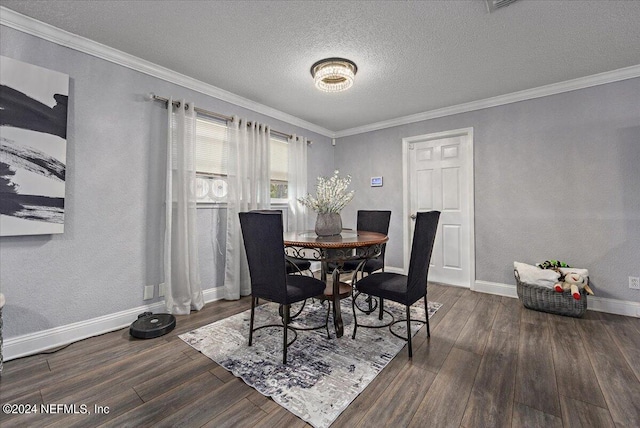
[371,176,383,187]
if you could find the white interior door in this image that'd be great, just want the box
[403,129,474,288]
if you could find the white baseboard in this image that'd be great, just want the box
[3,287,223,362]
[5,279,637,362]
[474,280,639,318]
[202,286,223,304]
[587,295,640,318]
[385,266,405,274]
[474,280,519,298]
[383,273,639,318]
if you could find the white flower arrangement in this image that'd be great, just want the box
[298,170,354,214]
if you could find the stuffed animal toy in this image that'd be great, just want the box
[554,272,593,300]
[538,260,571,270]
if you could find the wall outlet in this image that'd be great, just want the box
[158,283,166,297]
[143,285,155,300]
[630,276,640,290]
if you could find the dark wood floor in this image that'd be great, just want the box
[1,283,639,427]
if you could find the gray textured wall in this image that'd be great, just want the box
[1,22,637,343]
[336,78,640,302]
[0,26,333,338]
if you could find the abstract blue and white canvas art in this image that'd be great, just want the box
[0,56,68,236]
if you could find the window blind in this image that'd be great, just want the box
[195,117,228,176]
[270,137,288,182]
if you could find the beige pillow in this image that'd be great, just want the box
[514,261,560,288]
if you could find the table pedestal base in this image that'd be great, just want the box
[322,268,353,338]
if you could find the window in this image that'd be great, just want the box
[194,116,289,204]
[195,117,229,177]
[270,137,288,202]
[194,117,229,204]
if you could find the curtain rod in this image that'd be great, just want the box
[146,93,311,144]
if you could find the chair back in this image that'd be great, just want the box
[238,211,288,304]
[406,211,440,302]
[357,210,392,260]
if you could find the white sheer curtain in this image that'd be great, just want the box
[164,98,204,315]
[224,117,271,300]
[287,134,308,232]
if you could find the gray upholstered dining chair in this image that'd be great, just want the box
[248,209,312,276]
[239,210,328,364]
[328,210,391,315]
[332,210,392,277]
[351,210,440,358]
[285,258,313,276]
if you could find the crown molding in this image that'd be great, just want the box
[2,6,639,140]
[334,64,640,138]
[0,7,334,138]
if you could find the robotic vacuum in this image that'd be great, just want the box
[129,312,176,339]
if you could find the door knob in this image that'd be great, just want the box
[410,214,417,220]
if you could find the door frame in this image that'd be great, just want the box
[401,127,476,289]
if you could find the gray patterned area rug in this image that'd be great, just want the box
[180,297,441,428]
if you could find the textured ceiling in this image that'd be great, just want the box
[2,0,640,133]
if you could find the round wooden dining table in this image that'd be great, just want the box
[283,230,388,338]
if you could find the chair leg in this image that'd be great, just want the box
[423,294,430,338]
[379,298,384,320]
[327,301,332,339]
[351,294,358,339]
[249,296,256,346]
[406,305,413,358]
[282,304,290,364]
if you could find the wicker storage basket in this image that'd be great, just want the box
[514,270,587,317]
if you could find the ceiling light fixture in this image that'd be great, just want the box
[310,58,358,92]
